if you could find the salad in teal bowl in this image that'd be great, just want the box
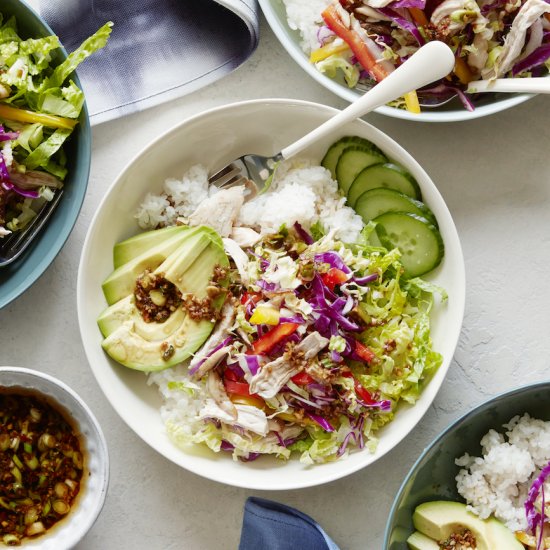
[384,381,550,549]
[0,0,111,308]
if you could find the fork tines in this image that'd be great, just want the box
[208,161,247,189]
[0,189,64,267]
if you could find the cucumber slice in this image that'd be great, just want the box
[372,212,444,277]
[321,136,386,180]
[355,188,438,227]
[347,162,422,206]
[335,147,387,195]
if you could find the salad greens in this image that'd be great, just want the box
[0,13,112,236]
[166,222,444,463]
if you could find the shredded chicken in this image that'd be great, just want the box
[189,185,244,237]
[230,227,261,248]
[484,0,550,78]
[9,169,63,190]
[249,332,329,399]
[190,302,236,375]
[222,237,252,284]
[194,346,231,379]
[206,371,237,419]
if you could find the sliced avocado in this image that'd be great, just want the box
[407,531,440,550]
[101,315,215,371]
[113,225,188,269]
[413,501,489,549]
[486,517,524,549]
[99,226,229,371]
[411,501,523,549]
[97,295,187,338]
[102,226,207,306]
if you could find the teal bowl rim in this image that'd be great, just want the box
[0,0,91,309]
[383,379,550,548]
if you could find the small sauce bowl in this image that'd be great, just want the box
[0,367,109,549]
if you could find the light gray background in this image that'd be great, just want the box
[3,10,550,550]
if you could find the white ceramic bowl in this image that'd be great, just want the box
[0,366,109,549]
[77,98,465,490]
[258,0,533,122]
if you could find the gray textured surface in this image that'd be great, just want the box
[2,12,550,550]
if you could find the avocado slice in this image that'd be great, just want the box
[412,501,522,550]
[407,531,439,550]
[486,517,524,549]
[113,225,188,269]
[102,226,211,306]
[97,294,187,338]
[99,226,229,371]
[413,501,489,549]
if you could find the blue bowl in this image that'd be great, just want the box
[0,0,91,309]
[384,381,550,549]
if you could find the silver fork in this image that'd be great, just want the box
[0,189,64,267]
[208,41,455,191]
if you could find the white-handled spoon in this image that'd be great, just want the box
[209,41,456,190]
[467,77,550,94]
[282,41,455,159]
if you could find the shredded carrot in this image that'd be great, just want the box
[408,8,429,26]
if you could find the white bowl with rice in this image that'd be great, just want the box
[77,98,464,490]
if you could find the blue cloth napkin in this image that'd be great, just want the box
[239,497,341,550]
[39,0,259,125]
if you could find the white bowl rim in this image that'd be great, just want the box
[382,380,550,547]
[77,97,466,490]
[258,0,534,122]
[0,365,109,547]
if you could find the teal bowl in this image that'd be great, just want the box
[384,381,550,549]
[0,0,91,309]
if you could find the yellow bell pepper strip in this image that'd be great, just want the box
[321,3,394,83]
[277,412,316,426]
[310,41,350,63]
[249,305,280,326]
[453,56,475,85]
[0,103,77,130]
[404,90,421,114]
[229,394,266,409]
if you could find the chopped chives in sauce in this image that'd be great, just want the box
[0,391,84,546]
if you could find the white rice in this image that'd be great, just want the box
[147,365,206,438]
[455,413,550,532]
[239,159,363,243]
[281,0,331,54]
[135,160,364,243]
[134,164,210,229]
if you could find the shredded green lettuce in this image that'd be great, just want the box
[315,53,360,88]
[0,15,112,234]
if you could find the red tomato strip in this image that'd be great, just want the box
[252,323,300,355]
[321,268,349,291]
[322,4,392,82]
[291,372,316,385]
[354,340,377,365]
